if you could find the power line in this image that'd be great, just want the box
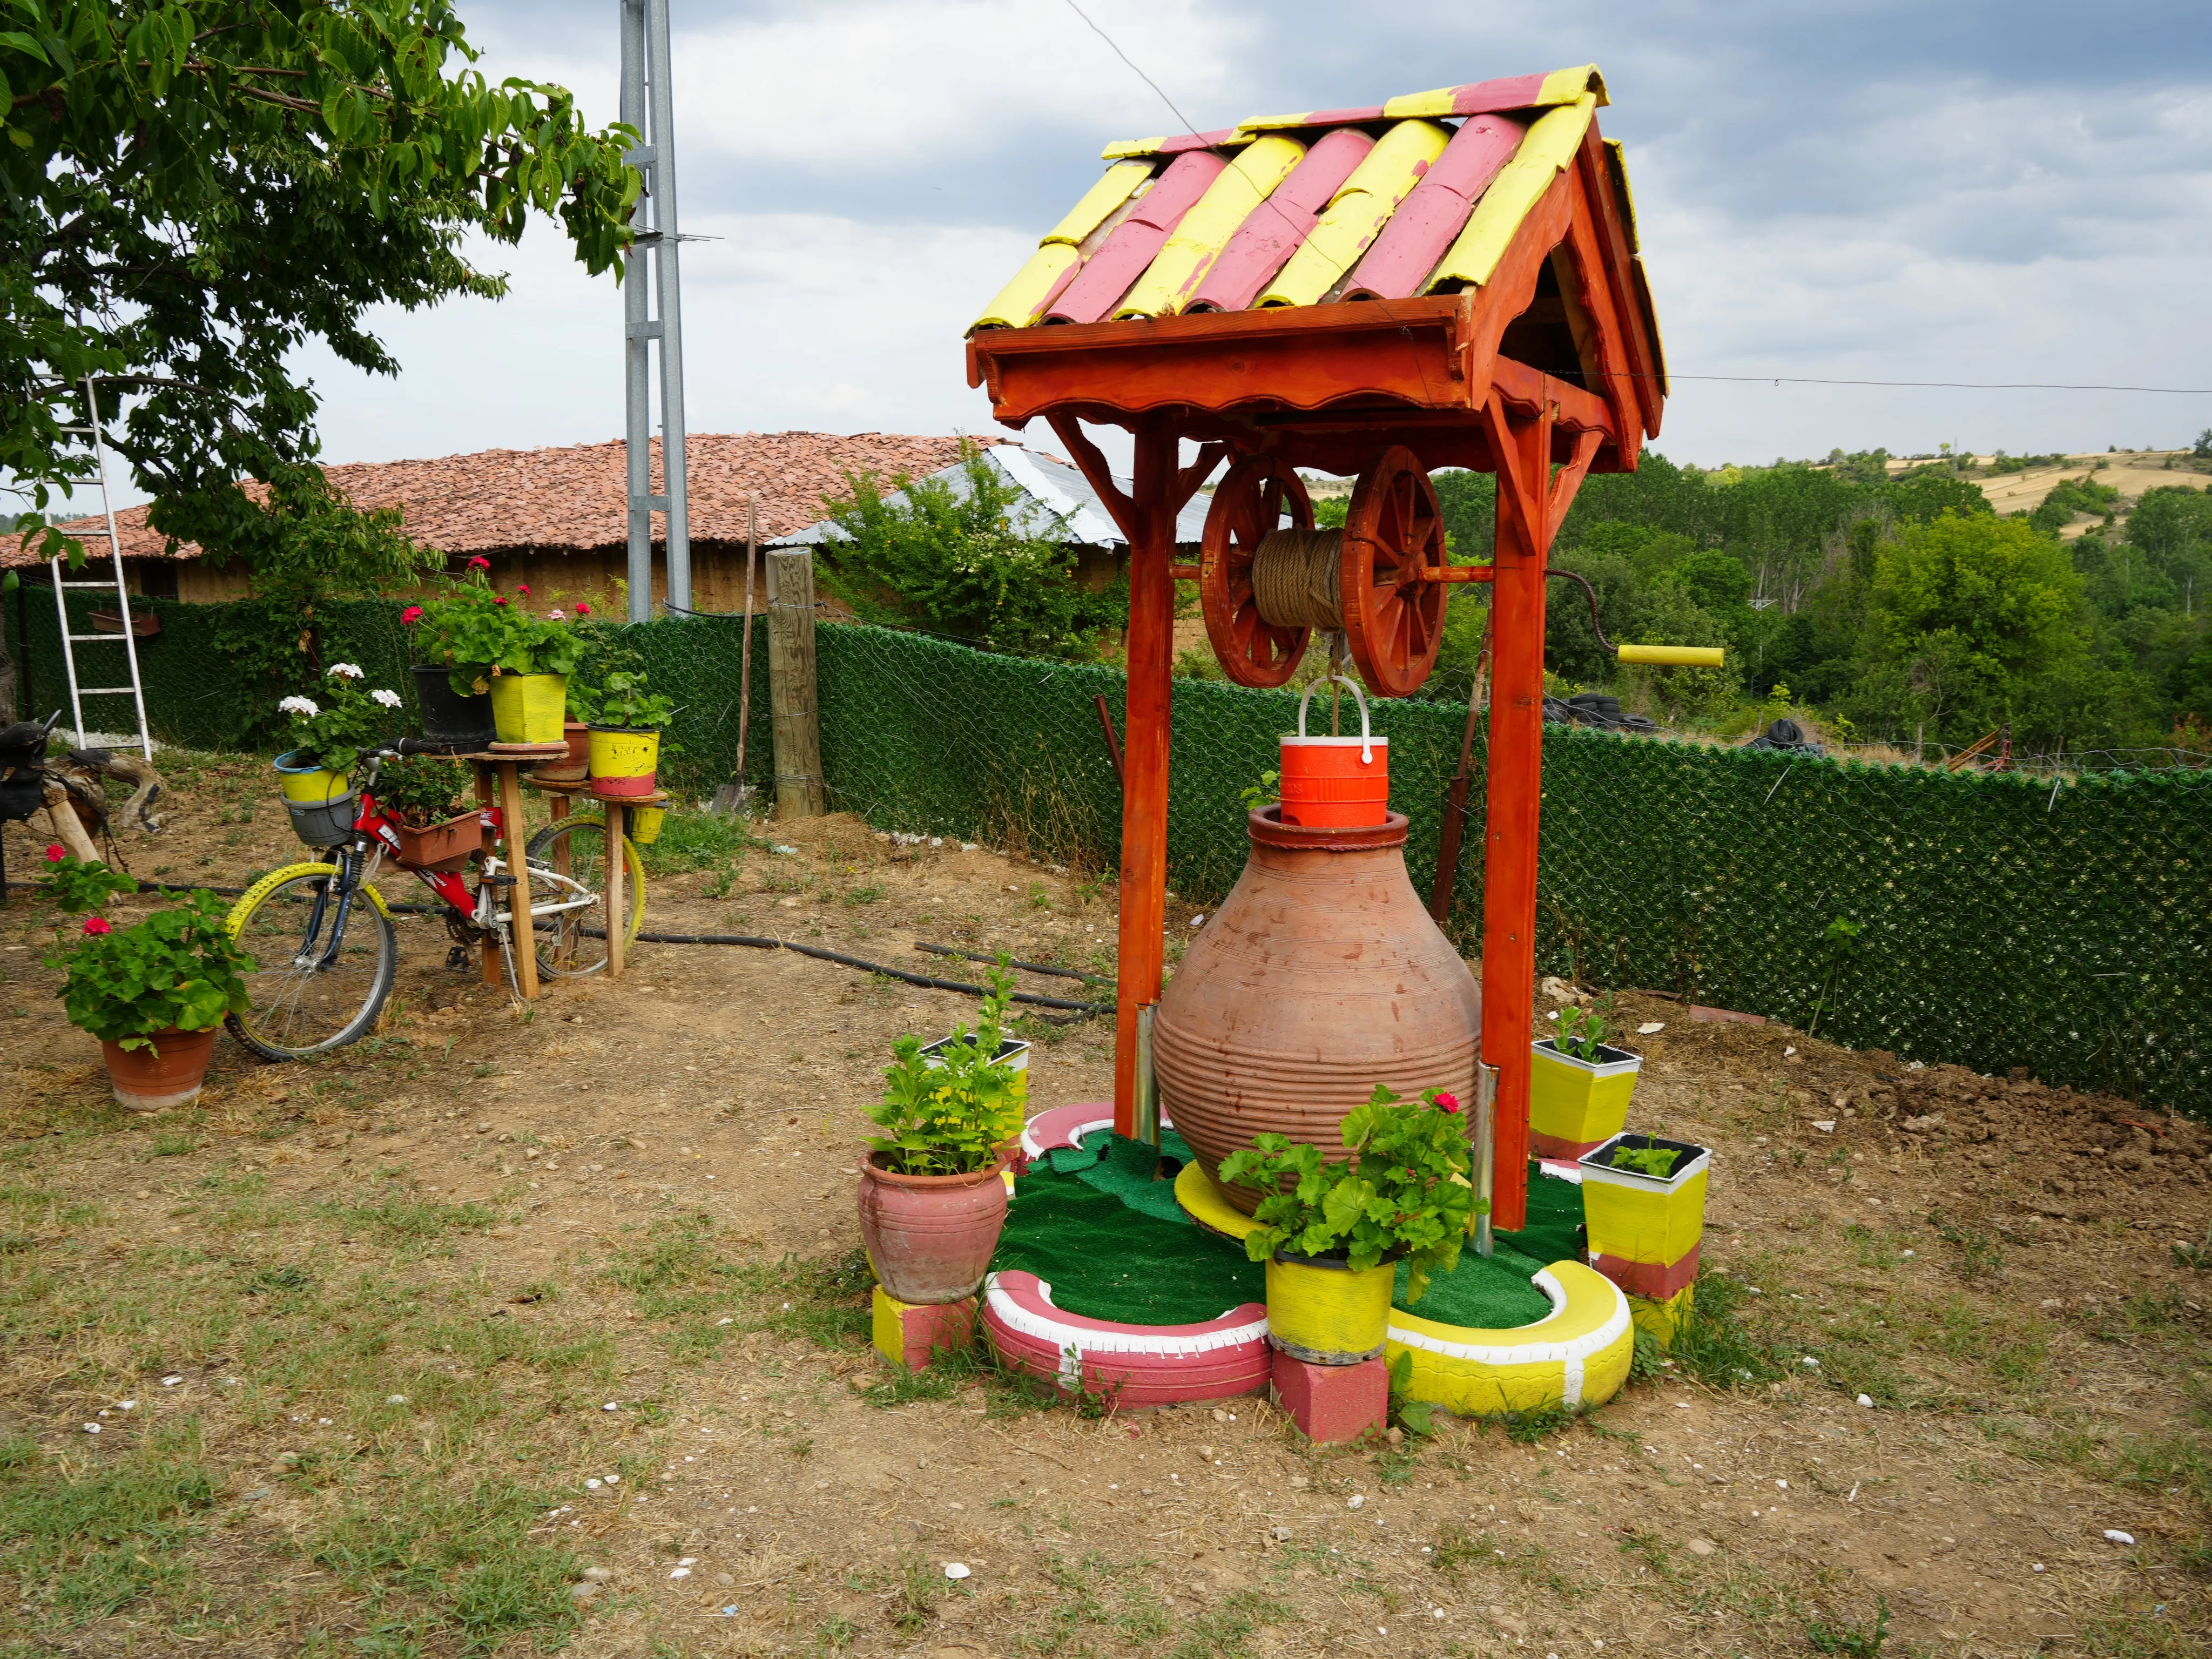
[1058,0,1206,142]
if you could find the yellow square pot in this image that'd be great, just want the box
[1577,1133,1711,1301]
[1528,1037,1641,1159]
[1265,1253,1394,1365]
[488,673,569,744]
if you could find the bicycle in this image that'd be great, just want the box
[224,741,645,1060]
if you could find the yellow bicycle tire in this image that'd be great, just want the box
[224,862,397,1061]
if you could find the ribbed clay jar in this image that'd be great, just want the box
[1153,807,1480,1213]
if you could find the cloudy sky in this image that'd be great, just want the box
[294,0,2212,474]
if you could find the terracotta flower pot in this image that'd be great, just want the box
[856,1151,1009,1305]
[100,1026,217,1112]
[531,721,591,784]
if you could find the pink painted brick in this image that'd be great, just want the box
[1270,1351,1388,1444]
[872,1286,976,1372]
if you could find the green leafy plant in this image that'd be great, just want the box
[1806,914,1864,1038]
[371,756,472,827]
[1804,1597,1890,1656]
[1606,1144,1683,1179]
[866,961,1025,1177]
[278,663,402,772]
[1386,1351,1437,1439]
[1548,1004,1612,1062]
[1218,1084,1475,1303]
[1237,768,1280,813]
[45,885,254,1050]
[406,564,584,691]
[589,669,676,731]
[37,847,137,915]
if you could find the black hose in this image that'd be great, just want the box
[913,940,1112,988]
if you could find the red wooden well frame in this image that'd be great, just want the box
[966,129,1663,1230]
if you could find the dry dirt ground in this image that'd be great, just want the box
[0,754,2206,1659]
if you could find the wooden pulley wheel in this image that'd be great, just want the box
[1340,445,1447,698]
[1199,455,1316,688]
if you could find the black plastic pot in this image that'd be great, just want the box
[410,663,495,748]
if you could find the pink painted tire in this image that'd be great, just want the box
[981,1270,1269,1408]
[1018,1102,1172,1161]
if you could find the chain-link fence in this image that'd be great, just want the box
[9,591,2205,1112]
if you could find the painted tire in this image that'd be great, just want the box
[981,1271,1270,1408]
[1387,1260,1635,1416]
[1017,1102,1172,1162]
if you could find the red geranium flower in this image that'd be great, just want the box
[1433,1090,1461,1114]
[516,583,530,596]
[574,601,591,616]
[44,844,65,862]
[400,604,424,625]
[493,596,509,607]
[82,916,112,936]
[468,556,490,570]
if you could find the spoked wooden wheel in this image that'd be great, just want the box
[1199,455,1315,687]
[1341,445,1447,697]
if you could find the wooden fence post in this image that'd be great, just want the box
[765,549,826,818]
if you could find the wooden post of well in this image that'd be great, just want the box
[765,549,826,818]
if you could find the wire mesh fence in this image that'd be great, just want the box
[8,590,2205,1112]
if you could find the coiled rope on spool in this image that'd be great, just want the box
[1249,528,1344,630]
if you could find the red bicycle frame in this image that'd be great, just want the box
[351,788,502,913]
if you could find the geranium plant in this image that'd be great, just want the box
[591,668,676,730]
[372,755,473,827]
[1219,1084,1476,1302]
[865,963,1024,1177]
[407,561,585,692]
[41,859,254,1051]
[280,663,403,773]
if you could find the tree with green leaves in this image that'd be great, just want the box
[2,0,638,568]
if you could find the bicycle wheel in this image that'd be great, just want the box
[524,815,646,976]
[224,863,400,1061]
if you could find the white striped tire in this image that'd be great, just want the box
[1386,1260,1636,1417]
[981,1271,1269,1408]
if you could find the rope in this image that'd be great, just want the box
[1250,528,1344,630]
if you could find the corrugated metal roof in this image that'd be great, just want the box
[974,64,1657,353]
[772,446,1212,550]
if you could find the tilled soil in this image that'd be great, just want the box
[0,759,2204,1658]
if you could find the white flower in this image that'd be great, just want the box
[327,662,365,679]
[370,689,403,709]
[279,696,320,717]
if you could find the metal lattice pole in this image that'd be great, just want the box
[619,0,691,622]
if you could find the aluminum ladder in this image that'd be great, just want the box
[49,377,153,760]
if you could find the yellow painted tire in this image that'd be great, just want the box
[1174,1160,1633,1417]
[223,862,396,1061]
[1388,1260,1634,1417]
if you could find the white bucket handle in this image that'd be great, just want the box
[1296,674,1374,764]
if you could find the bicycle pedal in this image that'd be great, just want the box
[445,946,473,972]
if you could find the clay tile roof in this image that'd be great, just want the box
[21,431,1001,566]
[972,62,1658,364]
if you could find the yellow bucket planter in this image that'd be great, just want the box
[588,725,662,798]
[488,673,569,744]
[1528,1036,1642,1160]
[1265,1253,1394,1365]
[1577,1132,1712,1304]
[628,804,666,845]
[273,751,349,804]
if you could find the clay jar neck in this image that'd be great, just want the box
[1247,804,1407,854]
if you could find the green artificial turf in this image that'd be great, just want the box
[997,1131,1586,1336]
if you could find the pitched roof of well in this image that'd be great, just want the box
[18,432,1003,566]
[771,444,1213,550]
[973,63,1659,367]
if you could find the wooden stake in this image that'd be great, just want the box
[497,760,540,1000]
[605,799,625,981]
[765,549,826,818]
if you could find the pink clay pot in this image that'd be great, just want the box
[100,1027,217,1112]
[856,1151,1009,1305]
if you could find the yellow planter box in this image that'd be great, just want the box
[1265,1253,1393,1365]
[628,804,665,845]
[1577,1132,1711,1301]
[1528,1037,1641,1159]
[488,673,569,744]
[274,751,349,804]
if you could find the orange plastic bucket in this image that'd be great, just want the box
[1279,675,1388,828]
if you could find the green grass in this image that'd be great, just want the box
[0,1421,215,1625]
[639,808,757,878]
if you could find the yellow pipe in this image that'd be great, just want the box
[1617,644,1724,667]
